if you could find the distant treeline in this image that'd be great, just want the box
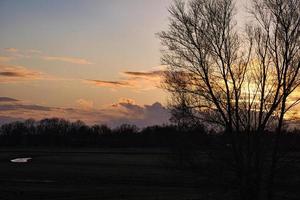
[0,118,211,148]
[1,118,300,150]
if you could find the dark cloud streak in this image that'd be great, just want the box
[0,71,27,77]
[0,97,19,102]
[123,70,164,77]
[0,64,44,82]
[86,79,132,87]
[0,104,52,111]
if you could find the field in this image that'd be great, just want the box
[0,148,216,200]
[0,148,299,200]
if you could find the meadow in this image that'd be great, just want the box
[0,147,299,200]
[0,148,208,200]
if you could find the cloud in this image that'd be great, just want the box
[123,70,164,78]
[0,64,44,83]
[0,97,19,102]
[86,67,166,90]
[2,97,300,129]
[113,98,136,105]
[3,48,92,65]
[0,56,14,63]
[86,80,133,88]
[43,56,93,65]
[76,99,94,110]
[0,104,52,111]
[121,70,165,89]
[111,98,144,116]
[0,97,170,127]
[4,48,19,53]
[3,48,34,59]
[105,100,170,127]
[27,49,42,54]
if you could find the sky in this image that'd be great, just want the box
[0,0,251,127]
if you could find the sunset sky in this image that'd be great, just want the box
[0,0,250,126]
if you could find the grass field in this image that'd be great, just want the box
[0,148,214,200]
[0,148,299,200]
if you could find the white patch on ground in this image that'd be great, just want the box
[10,157,32,163]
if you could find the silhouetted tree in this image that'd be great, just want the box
[114,124,139,135]
[159,0,300,199]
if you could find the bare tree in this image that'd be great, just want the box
[250,0,300,199]
[158,0,300,199]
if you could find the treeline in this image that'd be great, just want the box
[0,118,211,148]
[1,118,300,150]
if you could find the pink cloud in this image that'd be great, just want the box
[0,97,170,127]
[0,64,44,83]
[85,67,166,90]
[43,56,93,65]
[0,56,14,63]
[4,48,19,53]
[76,99,94,110]
[3,48,93,66]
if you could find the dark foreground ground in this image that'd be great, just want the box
[0,148,215,200]
[0,148,299,200]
